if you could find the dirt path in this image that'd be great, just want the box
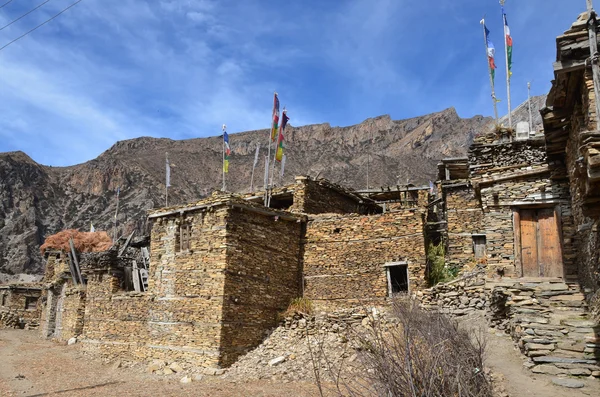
[0,330,323,397]
[485,329,600,397]
[1,328,598,396]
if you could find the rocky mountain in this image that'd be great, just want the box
[0,97,545,280]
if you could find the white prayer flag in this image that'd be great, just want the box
[166,156,171,187]
[253,144,260,167]
[280,154,286,177]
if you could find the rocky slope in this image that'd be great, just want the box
[0,97,545,278]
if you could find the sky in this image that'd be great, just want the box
[0,0,588,166]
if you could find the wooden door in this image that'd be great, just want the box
[519,208,563,278]
[537,209,563,277]
[520,210,539,277]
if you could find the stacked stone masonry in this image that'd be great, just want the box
[303,209,427,310]
[0,284,41,329]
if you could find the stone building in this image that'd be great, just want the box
[34,177,431,369]
[0,283,42,329]
[542,12,600,299]
[438,130,576,280]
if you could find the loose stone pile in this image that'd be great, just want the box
[224,308,384,382]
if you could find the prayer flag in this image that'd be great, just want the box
[253,144,260,167]
[276,110,288,162]
[271,93,280,142]
[166,157,171,187]
[503,8,513,78]
[484,24,497,83]
[223,129,231,173]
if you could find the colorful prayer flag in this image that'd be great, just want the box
[503,8,513,79]
[276,110,288,162]
[271,93,280,142]
[484,24,497,83]
[223,129,231,173]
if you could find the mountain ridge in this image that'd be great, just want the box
[0,97,545,281]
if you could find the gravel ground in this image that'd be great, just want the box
[0,329,326,397]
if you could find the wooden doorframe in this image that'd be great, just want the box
[513,205,565,278]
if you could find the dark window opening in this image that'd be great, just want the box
[269,196,294,210]
[1,294,6,306]
[25,296,38,311]
[388,265,409,294]
[333,228,342,234]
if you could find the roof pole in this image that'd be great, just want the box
[586,0,600,129]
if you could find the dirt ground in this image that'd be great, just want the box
[0,328,599,397]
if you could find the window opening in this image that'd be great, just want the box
[1,294,6,306]
[386,263,409,296]
[176,222,192,252]
[472,235,486,259]
[25,296,38,311]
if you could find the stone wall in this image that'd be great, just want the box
[0,285,42,329]
[444,184,484,272]
[418,276,600,378]
[290,176,372,215]
[220,206,304,366]
[488,279,600,378]
[80,196,306,369]
[303,210,426,309]
[419,270,487,317]
[563,73,600,299]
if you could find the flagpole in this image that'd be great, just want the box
[586,0,600,126]
[268,107,286,206]
[527,82,533,132]
[250,143,259,193]
[501,1,512,129]
[265,92,277,206]
[222,124,227,192]
[481,18,499,124]
[165,152,169,207]
[113,187,120,241]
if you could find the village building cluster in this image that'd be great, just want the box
[1,12,599,378]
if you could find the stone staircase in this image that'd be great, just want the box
[486,278,600,377]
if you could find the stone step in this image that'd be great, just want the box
[532,356,599,364]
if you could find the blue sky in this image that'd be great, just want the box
[0,0,587,166]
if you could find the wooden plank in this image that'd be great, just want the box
[473,236,486,259]
[513,210,522,277]
[520,209,539,277]
[132,261,141,292]
[66,252,79,285]
[537,208,564,278]
[118,232,135,258]
[69,239,84,285]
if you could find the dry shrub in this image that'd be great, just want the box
[314,298,491,397]
[283,297,314,317]
[40,229,113,254]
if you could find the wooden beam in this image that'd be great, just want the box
[69,239,83,285]
[118,232,135,258]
